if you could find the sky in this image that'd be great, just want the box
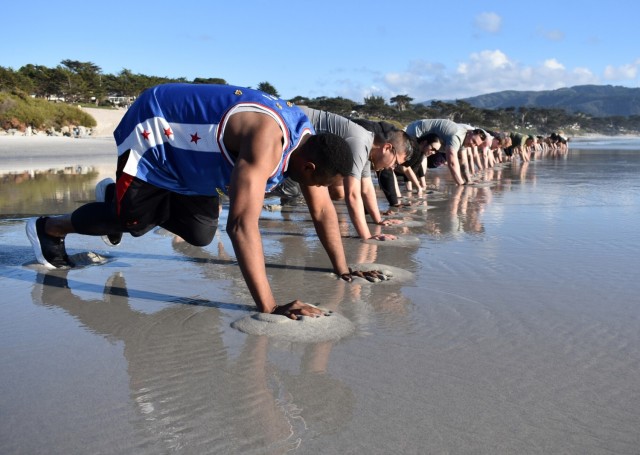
[2,0,640,103]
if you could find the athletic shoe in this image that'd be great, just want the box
[26,217,74,269]
[95,178,122,246]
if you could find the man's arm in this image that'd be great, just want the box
[473,145,484,171]
[360,177,384,224]
[225,113,282,313]
[224,112,322,318]
[344,176,398,239]
[300,183,351,277]
[446,144,466,185]
[399,166,423,192]
[343,175,373,239]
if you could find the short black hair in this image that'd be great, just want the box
[416,132,441,145]
[305,132,352,178]
[389,130,415,166]
[472,128,487,141]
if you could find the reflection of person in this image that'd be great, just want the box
[405,119,486,186]
[26,83,358,319]
[32,270,353,452]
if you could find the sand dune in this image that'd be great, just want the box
[82,107,126,137]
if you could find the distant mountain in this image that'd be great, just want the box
[458,85,640,117]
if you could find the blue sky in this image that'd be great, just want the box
[3,0,640,102]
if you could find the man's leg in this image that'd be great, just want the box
[160,193,220,247]
[95,178,122,246]
[27,176,166,269]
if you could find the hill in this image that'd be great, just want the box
[460,85,640,117]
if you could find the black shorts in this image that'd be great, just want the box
[116,174,220,247]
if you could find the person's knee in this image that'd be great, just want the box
[184,226,217,247]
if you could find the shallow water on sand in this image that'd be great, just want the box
[1,145,640,454]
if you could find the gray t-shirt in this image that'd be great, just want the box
[300,106,373,178]
[405,119,467,152]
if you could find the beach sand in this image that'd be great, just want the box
[81,107,127,138]
[1,136,639,453]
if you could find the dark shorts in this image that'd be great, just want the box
[115,174,219,247]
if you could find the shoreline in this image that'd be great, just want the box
[0,135,115,175]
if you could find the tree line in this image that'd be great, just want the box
[1,59,639,135]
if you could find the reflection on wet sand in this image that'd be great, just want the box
[5,147,640,453]
[32,269,354,453]
[1,168,100,218]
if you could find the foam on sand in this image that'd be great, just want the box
[362,235,420,247]
[468,181,495,188]
[383,217,426,228]
[23,251,113,269]
[231,307,355,342]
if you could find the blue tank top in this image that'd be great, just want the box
[114,83,313,196]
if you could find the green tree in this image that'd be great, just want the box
[289,95,311,106]
[364,95,386,108]
[18,64,60,98]
[306,96,357,116]
[0,66,33,94]
[60,60,104,103]
[257,81,279,97]
[390,94,413,112]
[193,77,227,85]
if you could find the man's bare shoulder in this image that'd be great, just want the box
[223,111,283,157]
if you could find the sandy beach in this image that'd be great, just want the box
[81,107,127,138]
[1,132,640,453]
[0,107,125,175]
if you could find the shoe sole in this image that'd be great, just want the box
[26,218,56,269]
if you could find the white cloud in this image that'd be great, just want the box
[543,59,565,71]
[470,50,511,70]
[361,50,601,101]
[474,12,502,34]
[603,60,640,80]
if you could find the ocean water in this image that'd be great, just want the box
[1,142,639,454]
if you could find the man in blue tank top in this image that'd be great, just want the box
[26,83,360,319]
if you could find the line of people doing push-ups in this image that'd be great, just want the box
[26,82,569,320]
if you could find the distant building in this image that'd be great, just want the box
[107,96,136,106]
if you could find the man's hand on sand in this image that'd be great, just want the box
[270,300,324,320]
[378,219,404,226]
[369,233,397,241]
[339,268,392,283]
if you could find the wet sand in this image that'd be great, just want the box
[1,138,640,454]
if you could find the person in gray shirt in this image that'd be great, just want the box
[405,119,486,185]
[272,107,413,240]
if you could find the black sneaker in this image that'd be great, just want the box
[26,217,74,269]
[95,178,123,246]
